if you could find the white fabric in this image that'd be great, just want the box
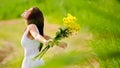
[21,25,44,68]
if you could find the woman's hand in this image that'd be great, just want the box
[44,39,53,46]
[58,42,67,49]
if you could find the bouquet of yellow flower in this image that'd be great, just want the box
[34,13,80,59]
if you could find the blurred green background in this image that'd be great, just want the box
[0,0,120,68]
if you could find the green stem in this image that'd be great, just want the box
[38,44,50,58]
[33,44,49,59]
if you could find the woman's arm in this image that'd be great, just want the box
[28,24,67,48]
[28,24,47,44]
[43,34,67,48]
[57,42,67,49]
[44,35,52,40]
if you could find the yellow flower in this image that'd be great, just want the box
[63,13,80,34]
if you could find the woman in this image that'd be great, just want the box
[21,7,67,68]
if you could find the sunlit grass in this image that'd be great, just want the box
[40,51,96,68]
[0,0,120,68]
[0,19,24,68]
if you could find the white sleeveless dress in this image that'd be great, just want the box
[21,26,44,68]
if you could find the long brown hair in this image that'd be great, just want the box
[25,7,44,51]
[26,7,44,36]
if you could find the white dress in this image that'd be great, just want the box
[21,26,44,68]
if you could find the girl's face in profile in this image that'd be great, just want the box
[21,8,33,19]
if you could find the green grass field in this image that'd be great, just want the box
[0,0,120,68]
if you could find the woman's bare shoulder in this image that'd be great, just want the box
[27,24,37,30]
[27,24,36,28]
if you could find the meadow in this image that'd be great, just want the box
[0,0,120,68]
